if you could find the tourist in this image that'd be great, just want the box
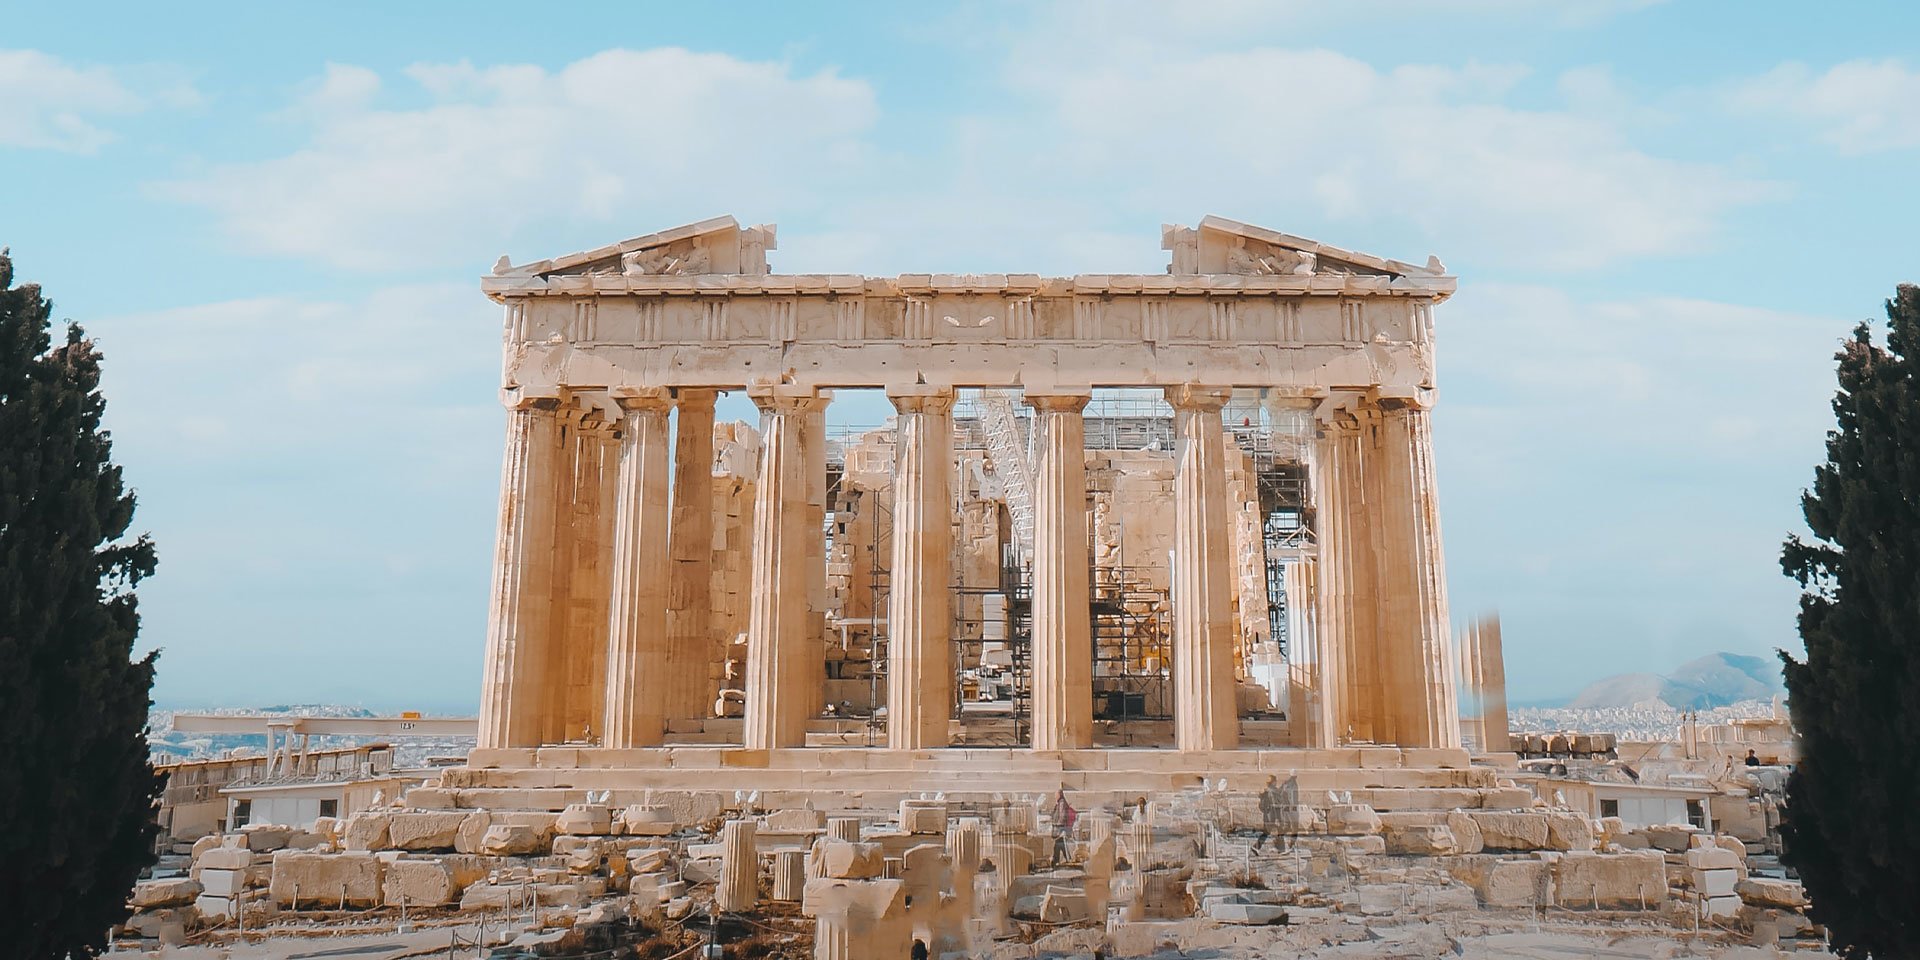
[1746,749,1762,767]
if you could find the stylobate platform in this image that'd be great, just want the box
[438,747,1527,815]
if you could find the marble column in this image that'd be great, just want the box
[744,385,818,749]
[716,819,759,912]
[1165,384,1238,751]
[886,386,955,750]
[1369,399,1460,749]
[549,406,619,745]
[1310,409,1354,746]
[665,388,717,722]
[1024,391,1093,751]
[602,390,674,749]
[772,848,808,901]
[1283,559,1328,748]
[480,402,562,748]
[801,396,832,719]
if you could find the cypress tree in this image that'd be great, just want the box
[0,249,162,958]
[1780,283,1920,959]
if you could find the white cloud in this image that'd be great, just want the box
[1730,59,1920,154]
[997,47,1776,270]
[158,49,879,271]
[0,49,195,153]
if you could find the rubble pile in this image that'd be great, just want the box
[115,783,1822,958]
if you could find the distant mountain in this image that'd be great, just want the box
[1566,652,1784,709]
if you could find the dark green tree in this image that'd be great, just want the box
[0,249,162,958]
[1780,283,1920,959]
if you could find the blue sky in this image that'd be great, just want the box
[4,1,1916,711]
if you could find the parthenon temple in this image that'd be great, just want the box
[471,214,1476,785]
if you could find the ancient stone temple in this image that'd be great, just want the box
[472,214,1462,784]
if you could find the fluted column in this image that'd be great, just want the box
[744,385,817,749]
[1318,405,1380,743]
[602,390,674,749]
[716,819,759,912]
[665,388,717,722]
[801,396,832,719]
[1370,399,1460,748]
[1025,390,1093,750]
[886,386,955,749]
[1310,409,1356,746]
[1166,384,1238,751]
[479,402,562,748]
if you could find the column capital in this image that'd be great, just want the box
[1163,384,1232,413]
[887,384,955,415]
[748,382,821,414]
[612,386,675,413]
[1367,385,1436,412]
[672,386,721,408]
[1023,390,1091,414]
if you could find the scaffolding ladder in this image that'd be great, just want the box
[977,391,1036,565]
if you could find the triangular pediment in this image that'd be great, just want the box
[494,216,777,278]
[1162,215,1446,279]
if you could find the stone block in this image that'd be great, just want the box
[626,847,672,874]
[387,811,469,851]
[819,841,885,879]
[1325,804,1380,836]
[199,869,245,898]
[1544,813,1594,852]
[1685,846,1740,870]
[342,813,392,852]
[1383,824,1455,856]
[1479,787,1535,810]
[1475,859,1547,907]
[1445,811,1484,854]
[1468,812,1549,851]
[1693,867,1738,898]
[1641,824,1696,853]
[196,846,254,871]
[310,816,342,843]
[481,824,547,856]
[190,835,223,860]
[618,804,676,836]
[241,824,294,852]
[194,894,234,920]
[899,799,948,835]
[1551,852,1666,909]
[1704,894,1741,919]
[556,803,613,836]
[404,787,459,809]
[1340,835,1386,856]
[129,877,201,909]
[1737,877,1807,909]
[270,851,384,908]
[1207,900,1288,924]
[454,811,491,854]
[383,858,457,907]
[764,807,825,833]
